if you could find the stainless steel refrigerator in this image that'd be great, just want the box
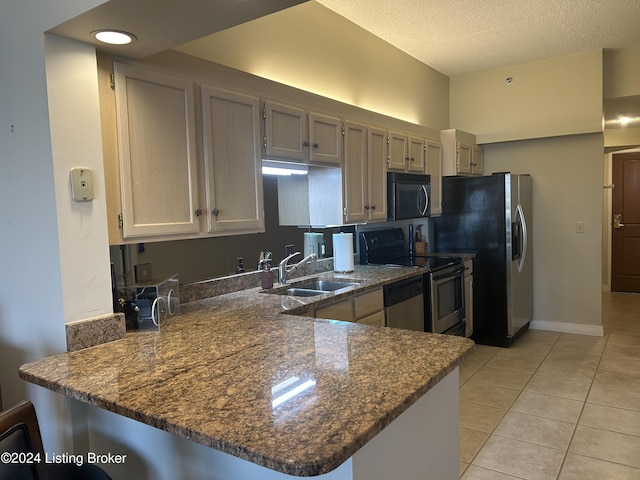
[432,173,532,347]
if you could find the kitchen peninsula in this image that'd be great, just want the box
[19,266,473,479]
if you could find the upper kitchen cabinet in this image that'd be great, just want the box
[388,131,409,170]
[263,100,342,166]
[425,139,443,216]
[388,131,426,173]
[263,101,307,162]
[441,129,484,176]
[365,126,388,221]
[113,62,200,239]
[408,136,427,172]
[200,86,264,234]
[343,122,387,223]
[308,112,342,164]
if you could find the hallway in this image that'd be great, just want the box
[459,292,640,479]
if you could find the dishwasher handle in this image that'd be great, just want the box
[383,276,424,307]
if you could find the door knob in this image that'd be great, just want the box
[613,213,624,228]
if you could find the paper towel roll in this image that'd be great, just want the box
[333,233,354,272]
[304,232,323,257]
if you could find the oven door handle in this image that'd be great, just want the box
[431,265,464,282]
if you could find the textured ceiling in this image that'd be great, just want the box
[315,0,640,76]
[315,0,640,130]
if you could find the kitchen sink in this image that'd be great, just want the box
[292,280,360,292]
[263,279,361,297]
[273,288,326,297]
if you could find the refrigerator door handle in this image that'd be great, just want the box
[516,203,528,273]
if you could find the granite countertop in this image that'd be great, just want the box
[19,266,474,477]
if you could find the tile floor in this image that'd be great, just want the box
[458,292,640,479]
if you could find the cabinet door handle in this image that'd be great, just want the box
[410,157,415,162]
[312,143,318,148]
[364,205,370,210]
[194,209,203,216]
[302,141,310,147]
[371,205,376,210]
[211,208,220,217]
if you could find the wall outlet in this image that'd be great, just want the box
[135,263,152,282]
[575,221,584,233]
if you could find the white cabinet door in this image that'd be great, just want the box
[264,102,342,166]
[425,139,443,216]
[408,137,426,173]
[388,132,426,173]
[114,63,200,239]
[343,121,368,223]
[309,112,342,165]
[201,86,264,234]
[263,100,307,162]
[457,142,473,175]
[388,130,409,171]
[367,127,388,221]
[472,145,484,175]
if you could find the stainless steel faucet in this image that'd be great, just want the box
[278,252,317,284]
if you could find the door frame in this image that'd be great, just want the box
[603,147,640,291]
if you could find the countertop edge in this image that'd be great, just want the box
[18,339,473,477]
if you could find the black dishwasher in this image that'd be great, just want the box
[383,276,425,331]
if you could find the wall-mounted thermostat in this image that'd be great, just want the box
[70,168,94,201]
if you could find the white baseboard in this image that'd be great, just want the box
[529,320,604,337]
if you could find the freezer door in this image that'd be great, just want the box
[508,175,533,336]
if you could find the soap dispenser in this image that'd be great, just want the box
[260,260,273,289]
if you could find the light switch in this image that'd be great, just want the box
[576,221,584,233]
[70,168,94,202]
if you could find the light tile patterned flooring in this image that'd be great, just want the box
[459,292,640,479]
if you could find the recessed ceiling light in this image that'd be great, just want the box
[92,30,136,45]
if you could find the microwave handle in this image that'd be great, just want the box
[418,185,429,216]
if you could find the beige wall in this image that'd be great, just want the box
[605,126,640,149]
[604,45,640,99]
[450,50,603,144]
[483,134,603,327]
[175,1,449,130]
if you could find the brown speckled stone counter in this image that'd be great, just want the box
[19,266,474,477]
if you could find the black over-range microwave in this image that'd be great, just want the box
[387,172,431,220]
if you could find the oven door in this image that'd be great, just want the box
[429,264,465,334]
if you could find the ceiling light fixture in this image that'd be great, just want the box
[92,30,136,45]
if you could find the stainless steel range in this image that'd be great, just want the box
[359,228,466,336]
